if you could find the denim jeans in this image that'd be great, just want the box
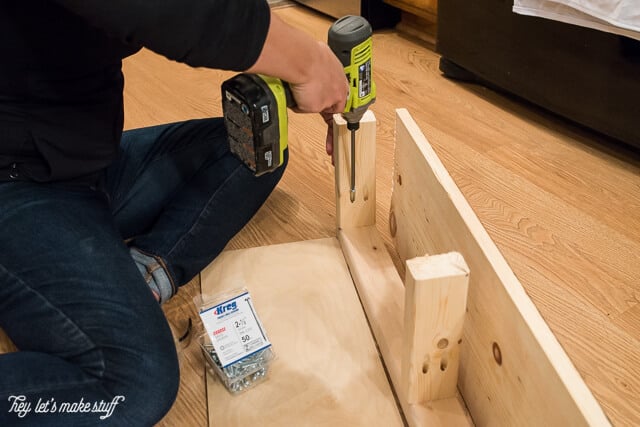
[0,118,287,426]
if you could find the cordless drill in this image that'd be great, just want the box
[328,15,376,203]
[222,15,376,189]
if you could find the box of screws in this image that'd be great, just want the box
[199,333,274,394]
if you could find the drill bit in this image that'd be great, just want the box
[350,129,356,203]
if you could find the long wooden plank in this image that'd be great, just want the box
[390,108,609,426]
[201,238,403,427]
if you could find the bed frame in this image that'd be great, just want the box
[201,109,610,426]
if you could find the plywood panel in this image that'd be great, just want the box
[390,108,609,426]
[201,238,403,427]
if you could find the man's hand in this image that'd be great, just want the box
[287,42,347,115]
[288,42,346,162]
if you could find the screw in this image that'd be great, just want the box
[204,346,271,392]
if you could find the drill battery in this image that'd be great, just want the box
[221,74,292,176]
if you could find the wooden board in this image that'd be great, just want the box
[201,238,403,427]
[389,108,610,426]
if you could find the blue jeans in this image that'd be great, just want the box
[0,118,287,426]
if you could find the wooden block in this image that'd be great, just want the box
[390,108,609,426]
[401,252,469,404]
[200,238,403,427]
[333,111,377,229]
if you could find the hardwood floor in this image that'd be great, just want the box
[2,4,635,427]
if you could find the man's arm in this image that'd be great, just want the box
[53,0,271,71]
[53,0,348,149]
[54,0,347,116]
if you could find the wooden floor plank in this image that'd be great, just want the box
[438,137,638,317]
[613,303,640,333]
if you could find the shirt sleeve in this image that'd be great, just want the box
[52,0,271,71]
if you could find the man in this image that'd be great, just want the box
[0,0,348,425]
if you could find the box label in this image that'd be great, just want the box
[199,291,271,367]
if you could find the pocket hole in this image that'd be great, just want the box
[389,210,397,237]
[493,342,503,366]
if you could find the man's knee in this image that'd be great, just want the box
[134,346,180,421]
[81,304,181,425]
